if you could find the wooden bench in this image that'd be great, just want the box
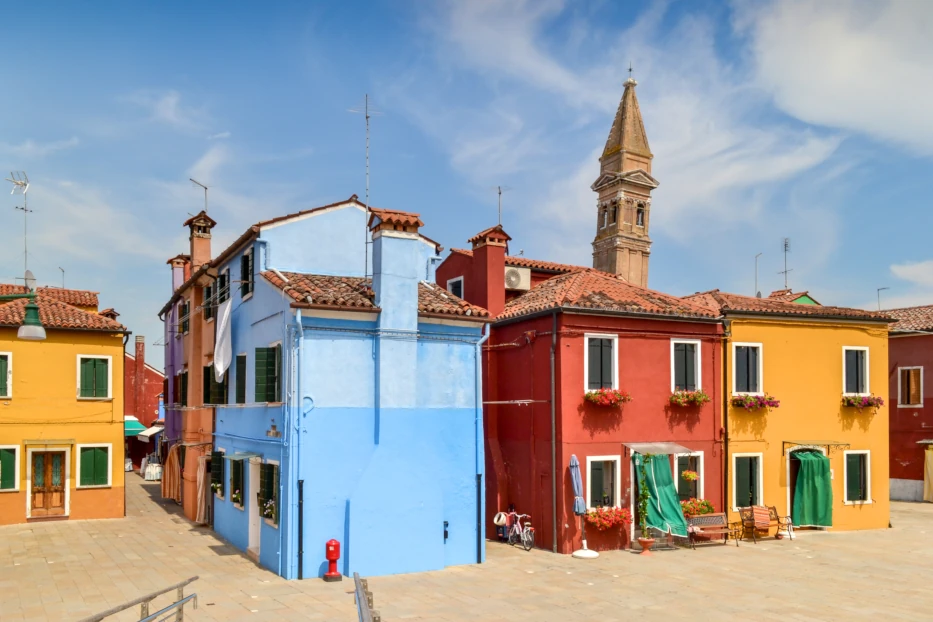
[739,505,787,542]
[686,513,739,549]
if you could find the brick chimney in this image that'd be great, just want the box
[468,225,511,318]
[183,211,217,271]
[168,254,190,293]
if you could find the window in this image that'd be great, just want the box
[78,356,111,399]
[586,455,620,508]
[230,458,244,507]
[609,203,617,224]
[447,277,464,299]
[843,347,869,395]
[732,453,762,509]
[671,340,701,392]
[235,354,247,404]
[585,334,617,391]
[844,451,870,504]
[899,367,923,407]
[255,345,282,403]
[674,452,703,501]
[217,270,230,304]
[0,352,10,398]
[180,300,190,334]
[203,284,214,321]
[0,446,19,491]
[240,249,254,299]
[77,445,110,488]
[259,462,279,524]
[636,205,645,227]
[179,370,188,407]
[203,366,228,405]
[733,343,762,394]
[210,450,225,497]
[601,207,608,229]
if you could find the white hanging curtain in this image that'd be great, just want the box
[214,298,233,382]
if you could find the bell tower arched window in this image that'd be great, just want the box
[636,204,645,228]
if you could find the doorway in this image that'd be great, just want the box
[247,459,261,560]
[789,449,832,528]
[31,451,66,517]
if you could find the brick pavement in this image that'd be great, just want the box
[3,474,933,620]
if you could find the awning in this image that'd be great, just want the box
[623,442,693,455]
[124,417,147,437]
[226,452,260,461]
[136,427,163,441]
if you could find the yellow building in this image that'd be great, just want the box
[686,291,891,531]
[0,285,128,525]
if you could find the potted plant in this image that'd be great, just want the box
[231,489,243,505]
[731,394,781,412]
[584,388,633,407]
[636,454,655,555]
[210,481,222,495]
[679,497,714,519]
[681,469,699,483]
[841,395,884,411]
[669,389,711,407]
[584,506,633,530]
[262,498,276,522]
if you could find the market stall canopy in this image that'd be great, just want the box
[124,416,146,437]
[136,426,163,441]
[623,442,693,455]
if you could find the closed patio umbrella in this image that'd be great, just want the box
[570,454,598,559]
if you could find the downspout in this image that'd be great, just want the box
[550,310,557,553]
[295,308,304,579]
[475,324,490,564]
[722,320,730,515]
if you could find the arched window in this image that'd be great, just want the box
[636,204,645,227]
[609,203,617,224]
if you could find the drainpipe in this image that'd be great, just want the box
[475,324,490,564]
[722,320,730,514]
[294,309,304,579]
[550,310,557,553]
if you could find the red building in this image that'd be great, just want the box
[124,335,165,468]
[436,227,724,553]
[886,304,933,501]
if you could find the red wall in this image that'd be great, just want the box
[436,253,476,301]
[486,312,724,553]
[888,334,933,481]
[125,338,165,467]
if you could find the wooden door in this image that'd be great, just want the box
[31,452,66,517]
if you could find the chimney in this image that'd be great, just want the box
[99,308,120,321]
[369,208,425,332]
[183,211,217,271]
[168,255,190,293]
[468,225,510,318]
[135,335,148,424]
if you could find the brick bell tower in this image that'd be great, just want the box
[591,76,659,287]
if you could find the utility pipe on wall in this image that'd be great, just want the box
[475,325,490,563]
[550,310,557,553]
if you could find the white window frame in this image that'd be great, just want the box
[446,276,464,299]
[843,450,872,505]
[0,444,20,492]
[897,366,924,408]
[672,451,705,500]
[0,351,11,398]
[76,355,113,400]
[583,333,619,393]
[25,445,71,519]
[241,248,254,302]
[670,339,702,392]
[731,452,764,511]
[731,342,763,396]
[842,346,870,396]
[585,454,622,509]
[75,443,113,489]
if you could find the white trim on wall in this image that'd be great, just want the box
[583,333,619,393]
[585,454,622,510]
[671,450,705,500]
[670,339,703,392]
[76,354,114,400]
[25,445,71,519]
[843,449,872,505]
[731,342,763,396]
[0,351,12,399]
[842,346,870,396]
[732,452,764,511]
[75,443,113,489]
[897,366,924,408]
[0,444,21,492]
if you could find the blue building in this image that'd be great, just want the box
[202,196,489,578]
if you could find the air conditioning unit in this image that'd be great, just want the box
[504,266,531,291]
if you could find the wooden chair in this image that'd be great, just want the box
[738,506,773,543]
[686,513,739,549]
[768,505,794,540]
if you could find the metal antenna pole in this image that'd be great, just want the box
[7,172,31,274]
[189,179,208,213]
[498,186,502,225]
[877,287,890,311]
[778,238,792,289]
[349,95,382,279]
[59,267,65,289]
[755,252,762,296]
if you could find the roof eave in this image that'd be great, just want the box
[419,312,490,324]
[493,305,721,327]
[721,309,894,323]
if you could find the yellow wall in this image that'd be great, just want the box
[726,317,889,530]
[0,327,125,525]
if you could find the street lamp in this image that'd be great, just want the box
[17,296,45,340]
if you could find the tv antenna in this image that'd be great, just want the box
[492,185,512,226]
[349,94,383,278]
[877,287,890,311]
[189,178,208,213]
[755,252,763,297]
[6,171,31,274]
[59,267,65,289]
[777,238,793,288]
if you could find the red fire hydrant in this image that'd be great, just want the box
[323,539,342,582]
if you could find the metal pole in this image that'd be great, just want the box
[297,479,304,580]
[754,253,762,296]
[550,310,557,553]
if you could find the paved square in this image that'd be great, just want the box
[2,475,933,620]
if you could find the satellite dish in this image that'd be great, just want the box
[756,291,762,299]
[24,269,36,292]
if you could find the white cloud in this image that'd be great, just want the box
[0,136,79,159]
[208,131,231,140]
[188,144,229,185]
[736,0,933,154]
[123,90,211,133]
[892,260,933,289]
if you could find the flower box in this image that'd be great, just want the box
[669,390,711,407]
[262,498,276,521]
[731,394,780,412]
[842,395,884,411]
[584,506,633,530]
[680,497,714,517]
[231,489,243,505]
[584,388,632,407]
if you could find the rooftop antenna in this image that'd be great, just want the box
[189,178,208,213]
[877,287,890,311]
[778,238,793,289]
[349,94,383,278]
[6,171,31,275]
[755,252,763,298]
[59,267,65,289]
[628,61,633,80]
[494,185,512,226]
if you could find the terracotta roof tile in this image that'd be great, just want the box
[368,207,424,229]
[467,225,511,244]
[418,281,489,319]
[885,304,933,332]
[449,248,587,275]
[0,296,125,332]
[499,270,717,321]
[767,289,819,304]
[0,284,99,308]
[683,290,890,322]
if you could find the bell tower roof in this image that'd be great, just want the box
[600,78,652,174]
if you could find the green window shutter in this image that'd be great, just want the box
[272,345,281,402]
[735,457,752,508]
[0,355,7,397]
[589,461,604,507]
[231,459,243,500]
[203,366,212,404]
[846,454,866,501]
[0,448,15,490]
[180,372,188,407]
[80,448,95,486]
[80,358,95,398]
[235,355,247,404]
[241,253,253,297]
[259,463,269,503]
[210,371,227,405]
[204,285,213,320]
[94,359,109,398]
[94,447,109,485]
[211,451,224,496]
[273,465,279,524]
[255,348,271,402]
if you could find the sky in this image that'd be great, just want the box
[1,0,932,370]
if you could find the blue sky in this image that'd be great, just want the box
[2,0,931,367]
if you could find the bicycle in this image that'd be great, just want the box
[507,512,535,551]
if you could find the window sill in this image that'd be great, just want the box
[733,392,764,397]
[844,500,872,506]
[213,492,224,500]
[263,517,278,528]
[0,488,20,493]
[233,503,244,511]
[77,485,112,490]
[242,292,254,302]
[77,397,113,402]
[897,404,923,408]
[843,393,871,398]
[205,318,214,324]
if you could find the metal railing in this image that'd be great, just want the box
[78,576,199,622]
[353,572,381,622]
